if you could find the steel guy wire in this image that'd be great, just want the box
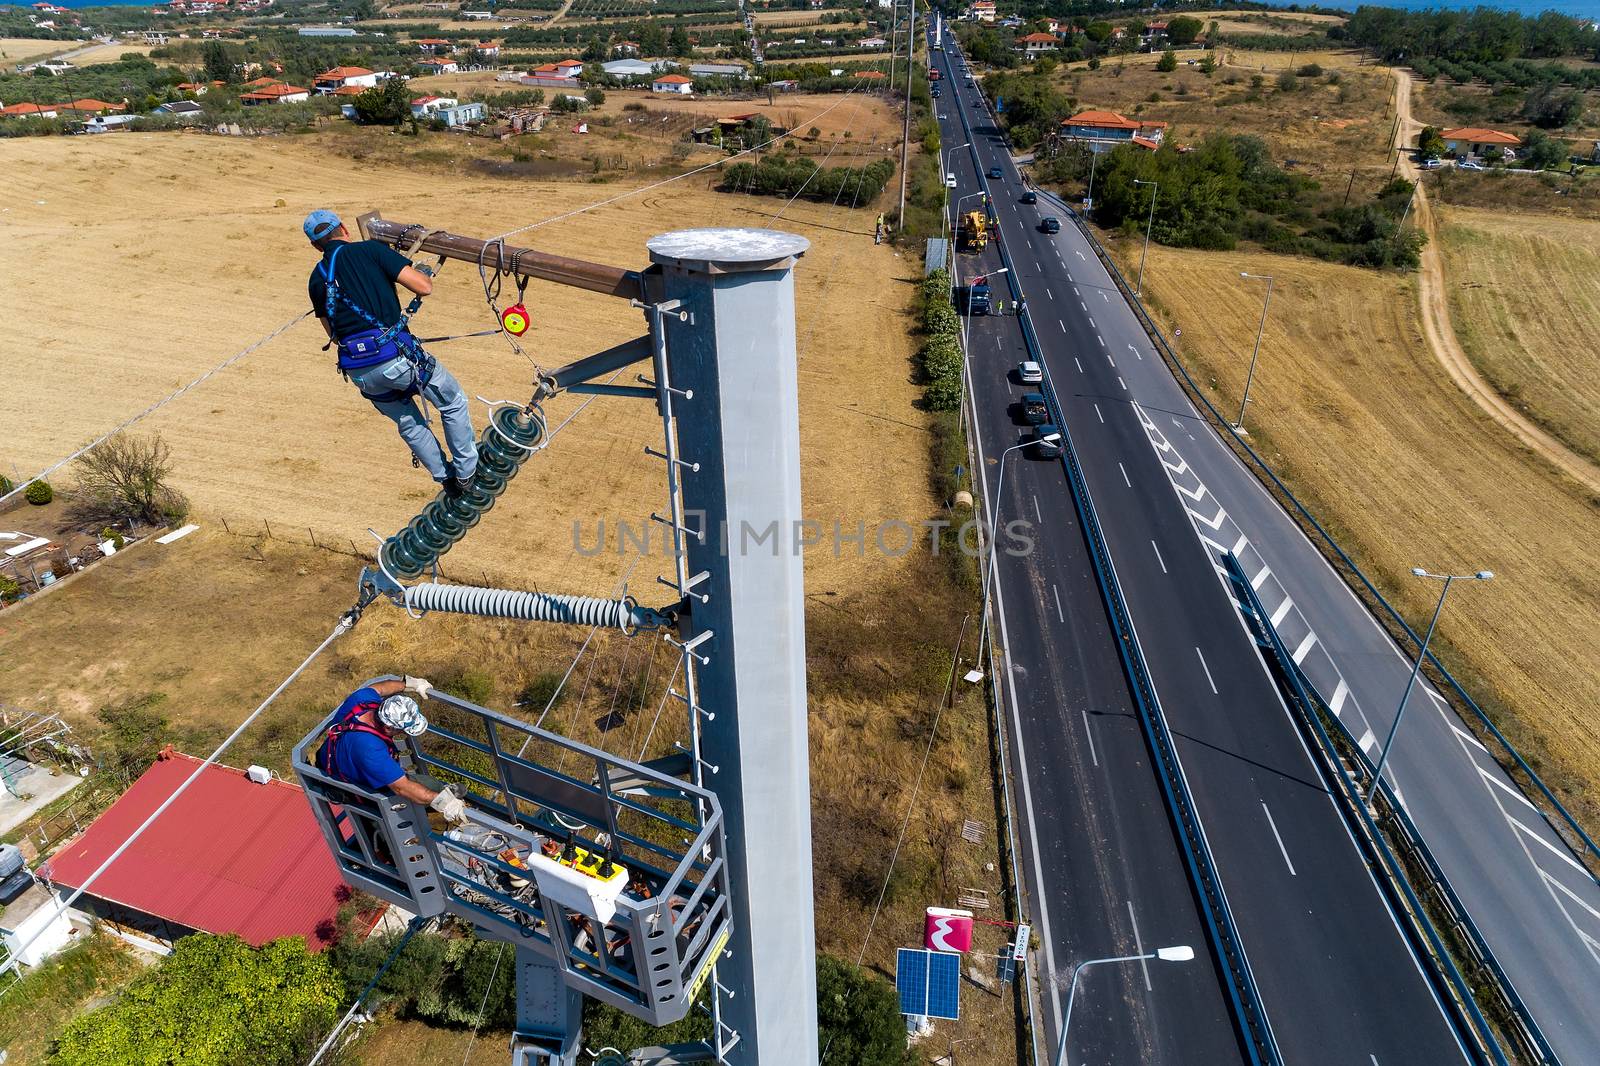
[0,311,312,507]
[763,78,871,227]
[460,940,510,1066]
[0,611,354,988]
[304,916,431,1066]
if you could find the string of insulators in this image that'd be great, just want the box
[399,582,666,633]
[381,404,546,579]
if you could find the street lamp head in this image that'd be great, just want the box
[1410,567,1429,577]
[1156,946,1195,962]
[1475,570,1495,581]
[1040,432,1062,442]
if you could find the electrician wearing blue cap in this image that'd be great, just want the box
[303,209,480,500]
[316,675,469,822]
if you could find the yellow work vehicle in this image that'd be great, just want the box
[958,210,989,252]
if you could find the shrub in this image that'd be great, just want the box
[923,300,959,337]
[1276,70,1300,92]
[1156,49,1177,73]
[585,86,606,105]
[0,574,20,603]
[24,480,52,506]
[0,474,11,495]
[436,667,496,705]
[69,431,188,525]
[1297,62,1324,77]
[816,955,918,1066]
[99,527,127,549]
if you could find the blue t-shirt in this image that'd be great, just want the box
[307,239,413,340]
[320,686,405,791]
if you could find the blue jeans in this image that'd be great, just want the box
[348,355,478,482]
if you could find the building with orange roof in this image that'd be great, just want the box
[1441,126,1522,158]
[651,73,694,94]
[240,83,310,106]
[1061,109,1166,152]
[1014,31,1058,56]
[313,65,378,92]
[0,101,59,118]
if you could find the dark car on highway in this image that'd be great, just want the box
[1016,392,1049,426]
[1039,216,1061,234]
[987,166,1003,180]
[1020,190,1037,204]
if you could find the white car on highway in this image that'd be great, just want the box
[1018,360,1043,384]
[946,173,958,188]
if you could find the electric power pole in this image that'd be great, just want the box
[897,0,916,231]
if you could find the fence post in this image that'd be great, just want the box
[221,516,231,535]
[263,519,274,539]
[309,528,318,548]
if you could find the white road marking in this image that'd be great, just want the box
[1251,565,1271,591]
[1033,495,1042,523]
[1094,403,1104,424]
[1190,507,1227,531]
[1052,583,1065,623]
[1126,901,1152,992]
[1270,596,1294,627]
[1479,767,1539,813]
[1292,631,1318,665]
[1450,723,1488,755]
[1072,287,1079,296]
[1075,249,1086,260]
[1262,803,1297,875]
[1107,352,1116,368]
[1231,533,1248,556]
[1080,300,1087,310]
[1096,335,1106,346]
[1330,679,1350,717]
[1196,647,1218,693]
[1151,540,1168,573]
[1119,462,1131,487]
[1058,320,1066,333]
[1118,376,1127,391]
[1045,287,1053,299]
[1100,291,1108,302]
[1358,728,1378,755]
[1510,814,1594,877]
[1088,316,1097,329]
[1074,357,1084,373]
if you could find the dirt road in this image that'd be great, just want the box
[1390,67,1600,496]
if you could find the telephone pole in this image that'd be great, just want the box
[897,0,917,230]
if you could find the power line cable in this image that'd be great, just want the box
[1,311,311,507]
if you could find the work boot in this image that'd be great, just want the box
[443,473,477,500]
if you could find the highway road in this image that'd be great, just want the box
[931,39,1487,1066]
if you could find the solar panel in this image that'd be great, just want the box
[896,948,961,1020]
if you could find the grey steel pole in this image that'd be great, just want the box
[1133,178,1157,296]
[647,228,817,1066]
[976,439,1049,677]
[1085,147,1098,209]
[1052,947,1193,1066]
[1235,272,1274,431]
[1368,569,1492,798]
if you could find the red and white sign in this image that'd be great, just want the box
[924,907,974,954]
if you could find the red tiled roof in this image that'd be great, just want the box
[242,75,279,87]
[331,85,366,95]
[1,102,57,115]
[57,98,125,112]
[1441,127,1521,146]
[1064,109,1139,130]
[1132,136,1161,150]
[852,70,886,78]
[241,83,307,99]
[315,65,373,80]
[654,74,694,84]
[1017,33,1057,43]
[41,751,350,950]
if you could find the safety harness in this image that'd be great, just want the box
[315,699,396,785]
[318,231,445,404]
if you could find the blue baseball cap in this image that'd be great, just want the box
[303,209,342,242]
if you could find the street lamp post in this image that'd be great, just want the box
[971,433,1058,684]
[1085,146,1099,211]
[1367,568,1494,799]
[1053,946,1195,1066]
[1132,177,1158,296]
[1234,271,1275,432]
[958,265,1008,370]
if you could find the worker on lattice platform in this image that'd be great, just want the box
[304,210,480,498]
[315,676,468,824]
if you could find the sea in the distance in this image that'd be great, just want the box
[43,0,1600,18]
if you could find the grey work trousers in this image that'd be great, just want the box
[348,355,479,482]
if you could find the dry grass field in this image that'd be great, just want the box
[1052,52,1394,183]
[0,131,1019,1062]
[1104,236,1600,826]
[1438,205,1600,466]
[58,41,157,65]
[0,37,73,64]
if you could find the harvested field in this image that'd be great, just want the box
[55,41,157,65]
[1104,236,1600,827]
[1438,205,1600,466]
[0,131,1019,1064]
[0,37,73,64]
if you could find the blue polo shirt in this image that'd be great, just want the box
[319,686,405,792]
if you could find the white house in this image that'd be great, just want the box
[313,65,379,93]
[1440,126,1521,158]
[411,94,457,116]
[436,101,486,127]
[688,62,746,79]
[860,36,887,48]
[651,73,694,95]
[240,83,310,106]
[1013,32,1058,55]
[417,58,460,75]
[154,99,205,119]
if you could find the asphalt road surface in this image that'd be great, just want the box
[931,38,1494,1066]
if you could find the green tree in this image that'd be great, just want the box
[352,75,412,126]
[201,41,236,84]
[1417,125,1448,159]
[69,430,188,526]
[585,86,606,105]
[1276,69,1299,92]
[669,25,691,57]
[1156,49,1177,73]
[1085,21,1112,44]
[816,956,917,1065]
[24,479,52,505]
[1166,16,1202,46]
[1523,84,1583,128]
[1521,128,1569,169]
[53,935,341,1066]
[1199,53,1216,75]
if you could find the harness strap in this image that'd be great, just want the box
[318,702,395,783]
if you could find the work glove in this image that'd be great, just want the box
[404,675,433,701]
[430,787,467,824]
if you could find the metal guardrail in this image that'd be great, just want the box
[1050,193,1600,887]
[1222,551,1547,1066]
[944,84,1279,1065]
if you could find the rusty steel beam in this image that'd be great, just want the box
[356,212,644,300]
